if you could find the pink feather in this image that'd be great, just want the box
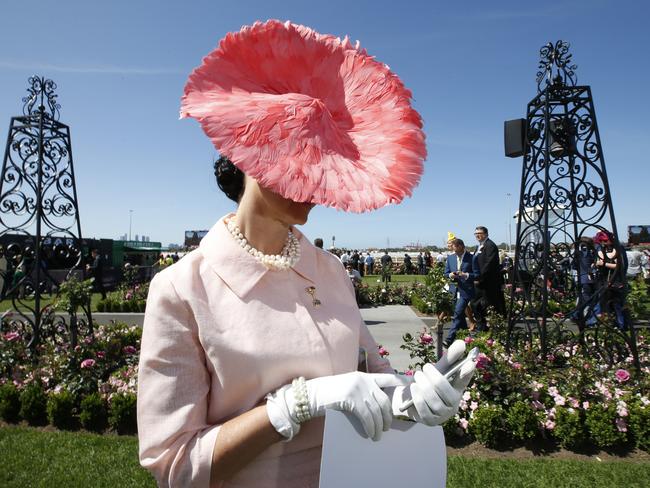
[181,19,426,212]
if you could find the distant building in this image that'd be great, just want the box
[628,225,650,245]
[184,230,209,247]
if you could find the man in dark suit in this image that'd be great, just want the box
[86,249,106,299]
[443,239,477,346]
[472,226,505,331]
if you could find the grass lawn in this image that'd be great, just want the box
[1,425,648,487]
[361,274,426,286]
[0,293,106,314]
[0,425,155,487]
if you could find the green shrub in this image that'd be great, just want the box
[628,403,650,452]
[506,401,539,442]
[47,390,77,430]
[410,294,431,314]
[470,405,508,448]
[585,404,628,449]
[96,300,106,312]
[54,277,94,315]
[79,393,108,432]
[19,383,48,426]
[109,393,137,435]
[442,417,464,440]
[554,407,588,449]
[0,383,21,423]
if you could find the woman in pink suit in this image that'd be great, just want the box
[137,20,475,487]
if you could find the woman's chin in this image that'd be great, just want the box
[290,202,316,225]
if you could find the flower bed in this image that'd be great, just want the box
[0,321,140,434]
[400,328,650,452]
[96,266,149,313]
[357,282,419,306]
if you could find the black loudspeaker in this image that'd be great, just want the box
[504,118,526,158]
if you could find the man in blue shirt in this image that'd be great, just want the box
[443,239,477,346]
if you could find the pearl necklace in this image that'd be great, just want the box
[226,217,300,270]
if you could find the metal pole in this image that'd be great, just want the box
[129,210,133,241]
[32,106,45,351]
[507,192,512,252]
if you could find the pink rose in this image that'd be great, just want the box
[96,351,106,359]
[464,336,474,344]
[614,369,630,383]
[4,331,20,342]
[615,418,627,432]
[123,345,137,355]
[80,359,96,369]
[419,333,433,344]
[459,418,469,430]
[405,370,414,377]
[531,400,544,410]
[475,353,491,370]
[511,362,522,370]
[544,420,556,430]
[125,292,133,300]
[582,401,590,410]
[486,339,494,347]
[481,372,492,381]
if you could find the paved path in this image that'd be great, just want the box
[360,305,432,373]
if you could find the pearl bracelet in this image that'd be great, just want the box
[292,376,311,423]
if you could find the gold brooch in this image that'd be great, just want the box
[305,286,321,307]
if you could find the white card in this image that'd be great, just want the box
[319,410,447,487]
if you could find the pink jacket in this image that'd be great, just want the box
[137,215,392,487]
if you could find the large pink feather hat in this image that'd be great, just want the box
[181,20,426,212]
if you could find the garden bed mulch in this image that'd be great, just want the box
[447,440,650,462]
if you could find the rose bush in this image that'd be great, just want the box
[0,318,140,433]
[401,326,650,452]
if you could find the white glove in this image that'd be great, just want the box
[266,371,407,441]
[387,340,476,426]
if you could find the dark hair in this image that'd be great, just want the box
[214,156,245,203]
[475,226,489,235]
[452,238,465,248]
[313,238,324,249]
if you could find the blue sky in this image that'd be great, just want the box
[0,0,647,249]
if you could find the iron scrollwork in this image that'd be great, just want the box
[536,40,578,92]
[0,76,90,352]
[509,42,639,371]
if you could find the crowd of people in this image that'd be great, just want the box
[327,225,649,347]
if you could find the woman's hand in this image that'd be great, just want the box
[388,340,476,426]
[267,372,409,442]
[304,372,408,440]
